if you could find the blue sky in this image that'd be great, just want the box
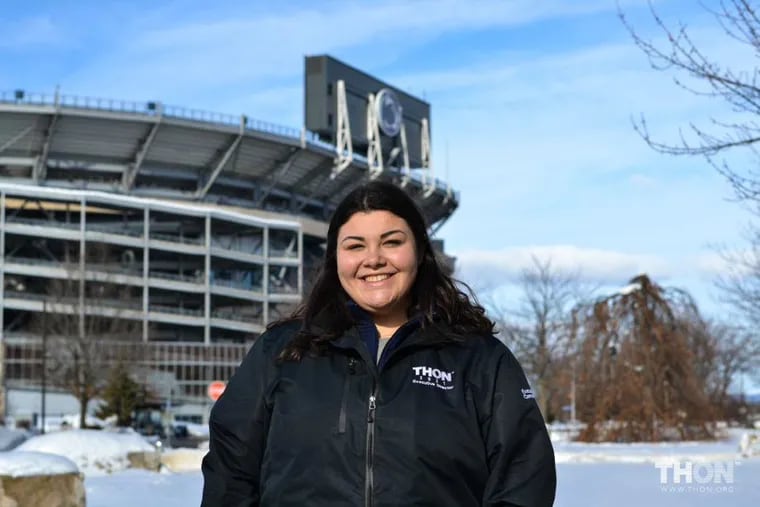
[1,0,755,320]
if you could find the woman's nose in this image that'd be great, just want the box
[362,248,386,268]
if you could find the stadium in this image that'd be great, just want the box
[0,55,459,425]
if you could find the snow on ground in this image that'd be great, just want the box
[0,426,758,506]
[0,427,29,451]
[555,460,760,507]
[0,451,78,477]
[87,470,204,507]
[84,430,760,507]
[554,428,752,464]
[16,429,154,475]
[83,460,760,507]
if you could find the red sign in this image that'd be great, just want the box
[207,381,227,401]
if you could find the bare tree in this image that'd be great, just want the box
[621,1,760,360]
[31,244,142,428]
[715,229,760,331]
[684,317,760,409]
[490,256,593,421]
[620,0,760,200]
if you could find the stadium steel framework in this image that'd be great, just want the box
[0,87,459,423]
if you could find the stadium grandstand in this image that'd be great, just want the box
[0,55,459,425]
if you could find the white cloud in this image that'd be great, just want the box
[694,250,756,278]
[694,251,731,277]
[454,245,672,288]
[134,0,629,53]
[61,0,646,102]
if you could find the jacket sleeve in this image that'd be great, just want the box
[479,346,556,507]
[201,331,279,507]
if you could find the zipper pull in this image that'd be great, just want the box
[367,395,376,423]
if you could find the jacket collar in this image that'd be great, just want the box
[330,302,458,368]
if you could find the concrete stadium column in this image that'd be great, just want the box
[204,215,211,344]
[297,229,303,298]
[262,227,269,326]
[79,197,86,342]
[0,190,4,331]
[0,191,5,418]
[143,207,149,342]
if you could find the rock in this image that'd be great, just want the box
[0,479,18,507]
[0,473,84,507]
[127,451,161,471]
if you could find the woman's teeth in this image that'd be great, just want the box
[364,274,390,282]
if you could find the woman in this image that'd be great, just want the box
[201,181,556,506]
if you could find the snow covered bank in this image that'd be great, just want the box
[16,429,154,475]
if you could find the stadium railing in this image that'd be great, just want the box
[1,90,455,196]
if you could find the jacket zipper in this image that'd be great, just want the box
[365,387,377,507]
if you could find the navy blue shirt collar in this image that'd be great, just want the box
[347,301,421,369]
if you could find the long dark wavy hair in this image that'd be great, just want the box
[278,180,494,360]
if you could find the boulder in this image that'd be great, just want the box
[0,478,17,507]
[127,450,161,471]
[0,474,84,507]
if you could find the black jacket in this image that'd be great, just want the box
[201,319,556,506]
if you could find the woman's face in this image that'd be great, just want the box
[336,210,418,324]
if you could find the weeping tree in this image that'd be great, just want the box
[573,274,716,442]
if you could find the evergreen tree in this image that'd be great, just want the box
[96,363,143,427]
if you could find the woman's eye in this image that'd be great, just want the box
[384,240,402,246]
[346,244,363,250]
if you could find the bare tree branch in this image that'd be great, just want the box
[623,0,760,334]
[487,256,595,422]
[621,0,760,198]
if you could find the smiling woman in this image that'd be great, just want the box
[201,181,557,507]
[337,210,419,336]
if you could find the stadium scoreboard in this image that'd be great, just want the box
[304,55,430,169]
